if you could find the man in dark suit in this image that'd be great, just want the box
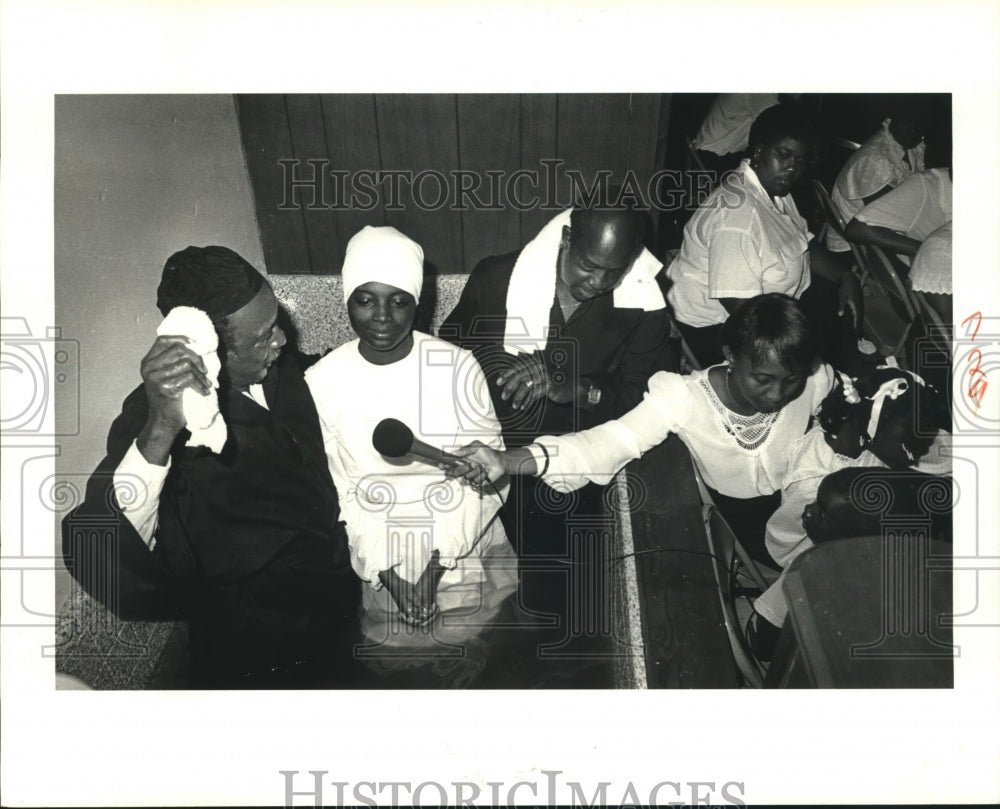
[441,204,672,449]
[440,202,673,577]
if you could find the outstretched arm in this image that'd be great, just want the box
[844,218,921,258]
[452,370,687,490]
[449,443,538,486]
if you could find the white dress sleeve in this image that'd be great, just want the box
[537,371,691,491]
[809,363,836,413]
[764,478,816,569]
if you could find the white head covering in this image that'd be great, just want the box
[342,225,424,304]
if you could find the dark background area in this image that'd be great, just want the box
[238,92,952,275]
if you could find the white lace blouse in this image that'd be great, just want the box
[532,363,835,499]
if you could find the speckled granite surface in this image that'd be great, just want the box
[270,273,469,355]
[55,588,190,690]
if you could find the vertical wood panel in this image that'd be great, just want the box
[320,93,383,267]
[626,93,663,192]
[518,93,559,242]
[240,93,668,275]
[653,93,674,255]
[456,94,522,270]
[627,93,667,249]
[557,93,632,201]
[375,94,462,275]
[235,94,311,274]
[285,94,340,274]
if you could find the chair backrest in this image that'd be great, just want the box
[811,136,860,189]
[866,245,919,321]
[810,178,871,279]
[684,135,709,173]
[913,290,947,332]
[829,136,861,151]
[704,503,766,688]
[689,457,772,592]
[659,249,702,373]
[864,244,925,366]
[811,178,848,233]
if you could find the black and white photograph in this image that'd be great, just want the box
[2,1,998,807]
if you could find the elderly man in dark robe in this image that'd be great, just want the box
[61,246,361,688]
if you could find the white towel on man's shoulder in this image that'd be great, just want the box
[502,209,665,355]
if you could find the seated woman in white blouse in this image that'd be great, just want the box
[668,105,862,370]
[453,293,835,568]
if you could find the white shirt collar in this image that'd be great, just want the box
[740,158,788,211]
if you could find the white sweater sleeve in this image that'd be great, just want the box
[535,371,690,491]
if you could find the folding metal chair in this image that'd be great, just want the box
[810,178,872,286]
[913,289,948,333]
[684,135,709,174]
[864,244,922,366]
[703,503,767,688]
[688,426,778,686]
[661,247,702,374]
[829,136,861,151]
[690,462,775,593]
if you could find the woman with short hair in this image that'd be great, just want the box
[453,293,835,568]
[668,105,863,370]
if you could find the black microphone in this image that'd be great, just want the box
[372,418,463,469]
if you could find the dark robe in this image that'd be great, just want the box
[439,249,674,448]
[61,351,361,687]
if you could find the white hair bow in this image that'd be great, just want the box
[864,368,926,444]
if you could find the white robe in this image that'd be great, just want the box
[305,331,517,633]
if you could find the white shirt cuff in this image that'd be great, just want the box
[113,440,170,549]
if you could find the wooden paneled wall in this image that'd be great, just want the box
[236,93,669,275]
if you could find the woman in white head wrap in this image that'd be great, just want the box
[305,226,516,650]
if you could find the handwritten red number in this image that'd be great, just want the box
[968,378,988,409]
[961,311,983,341]
[963,327,989,411]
